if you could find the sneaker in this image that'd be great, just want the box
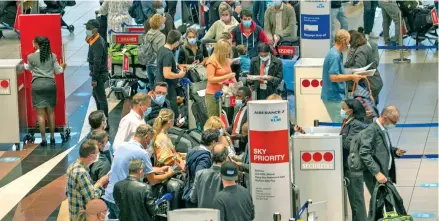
[369,32,379,39]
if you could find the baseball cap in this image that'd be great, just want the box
[85,19,100,29]
[220,161,238,181]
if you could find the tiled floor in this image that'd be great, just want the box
[0,1,437,221]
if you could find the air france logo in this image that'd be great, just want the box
[317,3,325,8]
[271,116,281,122]
[254,110,285,115]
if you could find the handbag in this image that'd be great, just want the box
[372,183,413,221]
[351,78,378,119]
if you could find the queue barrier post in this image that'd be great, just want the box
[393,11,411,64]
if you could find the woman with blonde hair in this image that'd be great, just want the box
[152,109,185,170]
[202,2,239,42]
[204,116,236,157]
[205,40,237,117]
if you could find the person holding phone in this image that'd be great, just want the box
[26,36,66,146]
[178,28,209,67]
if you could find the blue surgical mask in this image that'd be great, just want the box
[260,56,269,62]
[219,129,224,136]
[144,107,152,117]
[188,38,197,45]
[160,24,165,31]
[242,20,252,28]
[86,30,93,37]
[235,99,243,107]
[340,109,347,120]
[156,8,165,14]
[154,94,166,106]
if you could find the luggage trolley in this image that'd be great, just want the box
[107,30,146,100]
[121,22,145,33]
[0,0,37,39]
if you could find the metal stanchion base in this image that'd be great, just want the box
[393,58,411,63]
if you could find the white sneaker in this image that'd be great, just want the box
[369,32,379,39]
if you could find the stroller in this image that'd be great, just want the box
[40,0,75,33]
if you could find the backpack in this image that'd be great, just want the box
[138,33,158,66]
[128,0,146,25]
[347,130,366,172]
[168,127,201,153]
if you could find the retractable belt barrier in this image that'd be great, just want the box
[377,45,438,50]
[314,120,438,159]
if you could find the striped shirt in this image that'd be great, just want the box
[66,161,104,221]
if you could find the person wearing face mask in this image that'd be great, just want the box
[144,1,175,37]
[202,2,240,42]
[88,130,112,183]
[179,28,209,68]
[66,139,110,221]
[204,116,236,157]
[73,199,108,221]
[339,99,367,221]
[145,82,171,125]
[113,159,157,221]
[248,42,283,100]
[228,86,251,155]
[230,9,270,58]
[359,105,406,219]
[85,19,110,126]
[264,0,298,47]
[183,129,220,208]
[88,110,113,159]
[321,30,366,123]
[103,124,174,219]
[25,36,66,146]
[156,30,187,119]
[113,93,151,150]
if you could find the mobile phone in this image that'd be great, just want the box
[179,117,185,124]
[172,165,179,171]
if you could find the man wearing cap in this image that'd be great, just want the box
[213,161,255,221]
[85,19,109,126]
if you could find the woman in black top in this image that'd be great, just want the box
[178,28,209,66]
[340,99,367,221]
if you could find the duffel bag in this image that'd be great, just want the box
[109,44,139,65]
[371,182,412,221]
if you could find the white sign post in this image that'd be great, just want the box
[300,0,331,58]
[248,100,292,221]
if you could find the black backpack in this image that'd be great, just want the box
[128,0,146,25]
[347,130,367,172]
[168,127,201,153]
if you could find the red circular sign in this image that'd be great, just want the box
[0,80,8,89]
[302,152,312,162]
[302,79,310,88]
[320,80,323,87]
[313,152,323,162]
[323,152,334,162]
[311,79,320,88]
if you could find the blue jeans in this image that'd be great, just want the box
[363,0,378,34]
[146,65,157,90]
[331,7,349,41]
[103,199,120,219]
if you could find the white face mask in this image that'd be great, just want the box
[384,124,396,130]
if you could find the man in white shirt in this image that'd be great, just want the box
[113,93,151,150]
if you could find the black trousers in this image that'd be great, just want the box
[166,0,178,20]
[92,77,109,119]
[345,168,367,221]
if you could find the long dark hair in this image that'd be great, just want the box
[348,30,367,49]
[344,99,366,121]
[34,36,53,64]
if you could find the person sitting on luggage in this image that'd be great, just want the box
[145,82,170,125]
[228,86,251,156]
[204,116,236,157]
[202,2,239,42]
[230,9,270,58]
[183,129,221,208]
[264,0,298,47]
[339,99,368,221]
[248,42,283,100]
[88,130,112,185]
[144,1,175,37]
[178,27,209,71]
[205,40,237,117]
[190,143,228,208]
[152,109,185,169]
[113,159,157,221]
[113,93,151,150]
[236,44,251,74]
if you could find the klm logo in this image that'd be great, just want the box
[271,116,281,122]
[317,3,325,8]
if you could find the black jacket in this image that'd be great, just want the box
[145,99,171,125]
[183,146,212,201]
[88,151,112,183]
[227,105,248,155]
[340,118,366,168]
[331,1,343,8]
[88,35,108,81]
[113,176,156,221]
[248,55,283,100]
[178,40,209,64]
[359,122,399,183]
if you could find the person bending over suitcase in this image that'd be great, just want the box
[25,36,66,146]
